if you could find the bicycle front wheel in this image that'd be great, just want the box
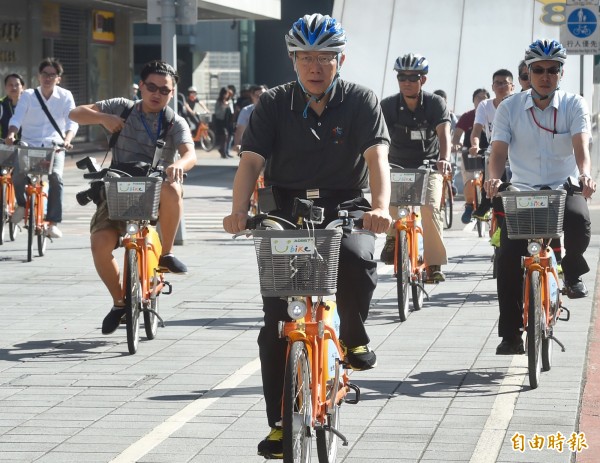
[144,293,159,340]
[442,179,453,229]
[27,196,34,262]
[395,230,410,321]
[125,249,142,354]
[474,185,484,237]
[0,182,6,244]
[316,366,341,462]
[283,341,312,463]
[37,229,47,256]
[200,129,216,151]
[527,271,543,389]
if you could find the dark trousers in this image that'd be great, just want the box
[494,192,590,338]
[257,197,377,427]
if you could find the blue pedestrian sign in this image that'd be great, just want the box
[567,8,597,37]
[561,2,600,54]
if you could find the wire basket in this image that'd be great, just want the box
[104,177,162,221]
[0,145,15,166]
[199,113,211,124]
[462,151,485,172]
[499,190,566,239]
[17,147,54,175]
[390,168,429,206]
[252,228,343,297]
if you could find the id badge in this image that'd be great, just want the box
[410,130,425,140]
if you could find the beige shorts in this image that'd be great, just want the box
[90,200,127,235]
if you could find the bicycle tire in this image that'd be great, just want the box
[144,293,159,340]
[27,195,34,262]
[316,366,341,462]
[542,274,559,372]
[475,185,484,237]
[125,249,141,354]
[37,230,47,256]
[9,219,19,241]
[527,271,543,389]
[411,271,425,311]
[0,182,6,244]
[200,129,216,152]
[283,341,312,463]
[442,179,453,229]
[492,247,498,279]
[395,230,410,321]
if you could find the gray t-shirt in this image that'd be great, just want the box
[96,98,193,165]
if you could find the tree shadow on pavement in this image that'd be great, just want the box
[0,338,123,362]
[147,385,264,402]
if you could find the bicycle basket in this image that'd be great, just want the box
[104,176,162,221]
[17,147,54,175]
[390,168,429,206]
[0,145,15,166]
[499,190,566,239]
[462,152,485,172]
[252,228,343,297]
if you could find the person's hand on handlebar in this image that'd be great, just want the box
[361,207,392,234]
[579,174,597,199]
[436,159,452,175]
[166,161,185,184]
[223,211,250,234]
[468,145,480,156]
[484,178,503,198]
[101,113,126,134]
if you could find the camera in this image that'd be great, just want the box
[292,198,324,224]
[76,156,100,173]
[76,181,104,206]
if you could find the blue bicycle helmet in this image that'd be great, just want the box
[394,53,429,74]
[285,14,347,54]
[524,39,567,66]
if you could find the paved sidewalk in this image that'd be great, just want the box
[0,150,597,462]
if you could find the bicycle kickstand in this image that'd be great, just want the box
[322,424,349,447]
[550,334,566,353]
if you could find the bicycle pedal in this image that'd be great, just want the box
[344,382,360,405]
[162,281,173,295]
[558,306,570,322]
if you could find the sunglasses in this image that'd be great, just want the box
[143,82,172,96]
[530,66,561,76]
[397,74,422,82]
[519,73,529,81]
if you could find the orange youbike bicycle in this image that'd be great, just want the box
[499,189,569,389]
[249,174,265,216]
[236,200,363,462]
[461,148,487,237]
[191,113,216,151]
[440,153,455,229]
[0,144,18,244]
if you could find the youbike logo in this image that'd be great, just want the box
[271,237,316,255]
[516,195,549,209]
[391,172,416,183]
[117,182,146,193]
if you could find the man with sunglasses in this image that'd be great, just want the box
[484,39,594,355]
[69,60,196,336]
[380,53,451,283]
[517,60,530,92]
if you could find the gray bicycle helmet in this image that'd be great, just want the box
[524,39,567,66]
[394,53,429,74]
[285,14,347,54]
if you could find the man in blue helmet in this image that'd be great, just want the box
[379,53,452,283]
[223,13,392,459]
[485,39,595,355]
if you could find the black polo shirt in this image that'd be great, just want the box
[380,91,450,168]
[241,79,390,190]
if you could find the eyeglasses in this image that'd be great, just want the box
[296,55,337,66]
[519,73,529,81]
[397,74,422,82]
[143,82,173,96]
[41,72,58,79]
[530,65,561,76]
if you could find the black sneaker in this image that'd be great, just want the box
[102,306,126,335]
[345,344,377,371]
[496,337,525,355]
[564,277,588,299]
[379,236,395,265]
[158,254,188,274]
[427,265,446,283]
[257,427,283,459]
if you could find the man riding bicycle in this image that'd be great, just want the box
[69,60,196,336]
[484,39,595,355]
[222,13,392,459]
[379,53,451,282]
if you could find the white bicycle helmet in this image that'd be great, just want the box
[285,14,346,54]
[524,39,567,66]
[394,53,429,74]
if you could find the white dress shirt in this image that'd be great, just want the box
[491,89,590,190]
[9,86,78,147]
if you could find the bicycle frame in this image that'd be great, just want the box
[192,120,210,142]
[393,207,426,285]
[0,169,16,215]
[24,177,47,235]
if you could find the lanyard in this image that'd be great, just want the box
[139,107,164,144]
[529,107,557,136]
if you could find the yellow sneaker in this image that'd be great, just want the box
[490,227,501,248]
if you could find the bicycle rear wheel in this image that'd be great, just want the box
[200,129,216,151]
[442,179,453,229]
[527,271,543,389]
[0,182,6,244]
[27,196,34,262]
[144,294,159,340]
[125,249,142,354]
[283,341,312,463]
[316,364,342,462]
[395,230,410,321]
